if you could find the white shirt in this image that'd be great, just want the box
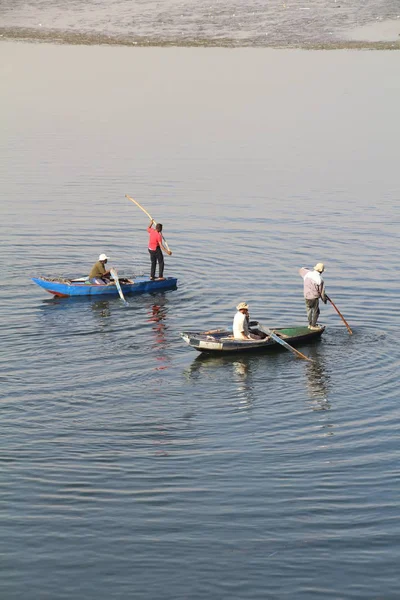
[233,311,249,339]
[299,267,325,300]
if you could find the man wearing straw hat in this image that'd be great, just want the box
[299,263,327,330]
[233,302,262,340]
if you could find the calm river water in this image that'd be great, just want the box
[1,41,400,599]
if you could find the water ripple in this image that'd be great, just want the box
[1,41,400,600]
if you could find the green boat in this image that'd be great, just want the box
[181,322,325,354]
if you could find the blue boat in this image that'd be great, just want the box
[32,275,178,298]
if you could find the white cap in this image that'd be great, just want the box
[99,253,109,261]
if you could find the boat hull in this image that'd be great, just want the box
[32,276,178,297]
[181,324,325,354]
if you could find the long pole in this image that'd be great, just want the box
[326,295,352,335]
[110,268,129,307]
[125,194,171,253]
[259,323,313,361]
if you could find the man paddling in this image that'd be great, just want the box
[299,263,327,330]
[89,253,111,284]
[147,219,172,281]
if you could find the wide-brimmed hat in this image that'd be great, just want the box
[314,263,325,273]
[99,253,109,261]
[236,302,249,311]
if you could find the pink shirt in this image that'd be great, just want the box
[147,227,162,251]
[299,268,325,300]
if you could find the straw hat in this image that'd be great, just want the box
[236,302,249,311]
[314,263,325,273]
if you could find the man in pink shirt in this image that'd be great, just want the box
[147,220,172,280]
[299,263,327,330]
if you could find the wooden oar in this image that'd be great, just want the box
[325,295,352,335]
[110,268,129,307]
[125,194,172,253]
[258,323,313,361]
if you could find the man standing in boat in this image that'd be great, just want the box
[233,302,262,340]
[299,263,327,330]
[147,219,172,281]
[89,253,111,284]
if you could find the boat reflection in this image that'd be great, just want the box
[90,299,111,318]
[185,354,255,409]
[41,294,119,312]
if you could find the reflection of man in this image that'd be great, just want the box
[233,302,261,340]
[305,352,330,404]
[89,253,111,284]
[233,360,248,378]
[147,301,168,348]
[299,263,327,330]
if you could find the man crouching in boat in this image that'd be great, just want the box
[233,302,262,340]
[89,253,111,284]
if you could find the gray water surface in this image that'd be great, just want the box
[1,42,400,599]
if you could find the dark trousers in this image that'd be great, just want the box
[149,247,164,279]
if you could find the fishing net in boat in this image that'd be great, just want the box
[40,276,88,284]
